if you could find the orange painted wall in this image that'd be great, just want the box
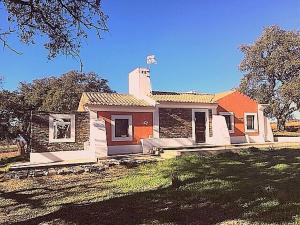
[217,91,259,136]
[98,111,153,146]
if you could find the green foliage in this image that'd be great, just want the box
[271,163,290,171]
[0,71,113,140]
[239,26,300,130]
[19,70,113,111]
[0,90,28,140]
[1,0,108,58]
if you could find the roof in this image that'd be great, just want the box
[77,89,244,111]
[78,92,151,111]
[212,90,236,101]
[150,91,215,103]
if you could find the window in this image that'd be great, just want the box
[49,114,75,143]
[246,115,255,130]
[244,113,258,132]
[111,115,133,141]
[115,119,129,137]
[219,112,234,133]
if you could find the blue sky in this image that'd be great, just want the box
[0,0,300,96]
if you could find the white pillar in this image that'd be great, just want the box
[153,106,159,138]
[89,111,108,158]
[257,104,266,142]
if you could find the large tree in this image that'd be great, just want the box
[0,0,108,59]
[0,90,26,141]
[239,25,300,130]
[19,70,113,111]
[0,71,113,140]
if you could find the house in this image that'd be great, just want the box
[30,67,274,163]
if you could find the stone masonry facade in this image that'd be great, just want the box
[159,108,192,138]
[31,112,89,152]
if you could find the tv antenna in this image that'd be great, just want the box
[146,55,157,71]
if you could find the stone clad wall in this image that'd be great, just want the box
[31,112,89,152]
[159,108,192,138]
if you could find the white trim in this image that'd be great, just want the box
[111,115,133,141]
[192,109,209,143]
[244,113,258,132]
[153,106,160,138]
[49,114,75,143]
[219,112,235,133]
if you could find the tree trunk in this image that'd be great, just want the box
[277,117,286,131]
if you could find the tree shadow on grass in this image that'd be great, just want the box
[0,154,28,167]
[6,148,300,225]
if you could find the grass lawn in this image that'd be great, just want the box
[1,148,300,225]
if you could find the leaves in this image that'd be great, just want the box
[239,26,300,130]
[0,71,114,139]
[0,0,108,58]
[20,70,114,111]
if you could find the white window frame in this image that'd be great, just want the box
[111,115,133,141]
[49,114,75,143]
[244,113,258,132]
[219,112,235,133]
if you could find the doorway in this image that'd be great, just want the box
[194,112,206,143]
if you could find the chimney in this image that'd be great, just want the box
[128,68,152,99]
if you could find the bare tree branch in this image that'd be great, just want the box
[0,30,22,54]
[1,0,108,59]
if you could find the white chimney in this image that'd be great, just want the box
[128,68,152,99]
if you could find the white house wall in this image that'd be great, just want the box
[30,150,96,164]
[207,115,231,145]
[89,114,108,158]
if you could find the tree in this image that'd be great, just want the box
[0,90,27,140]
[0,0,108,59]
[281,75,300,109]
[0,71,113,140]
[239,25,300,130]
[20,70,113,111]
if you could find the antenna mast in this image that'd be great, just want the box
[146,54,157,71]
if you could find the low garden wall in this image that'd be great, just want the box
[274,136,300,143]
[31,112,90,153]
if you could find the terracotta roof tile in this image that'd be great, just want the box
[81,92,151,107]
[150,91,215,103]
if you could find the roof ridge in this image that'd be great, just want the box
[84,92,129,95]
[152,90,214,96]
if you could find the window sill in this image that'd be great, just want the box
[49,138,75,143]
[245,129,258,133]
